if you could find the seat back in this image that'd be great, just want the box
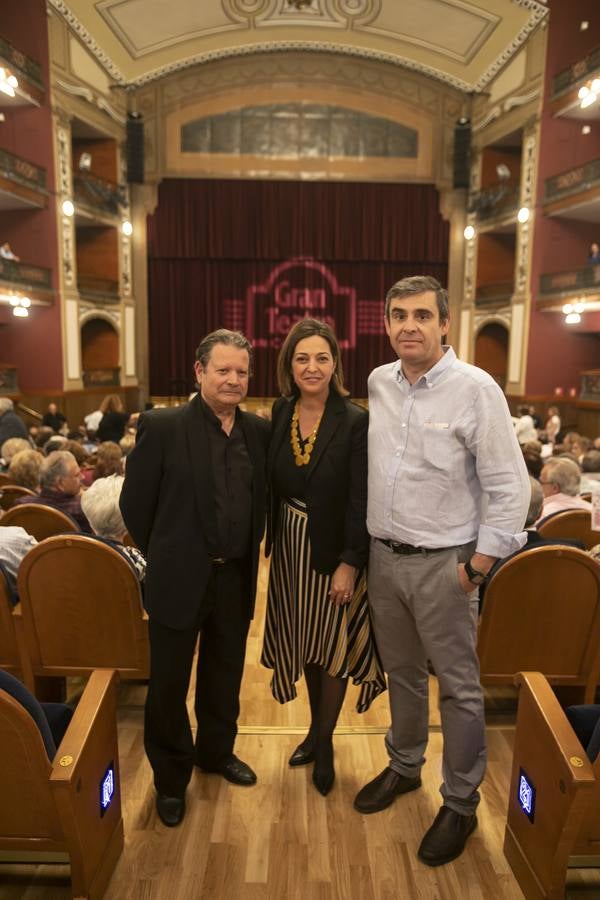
[0,485,36,511]
[0,472,15,486]
[0,686,62,844]
[538,509,599,550]
[478,546,600,702]
[0,567,21,675]
[17,534,149,679]
[1,503,79,540]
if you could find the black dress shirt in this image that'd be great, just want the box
[201,399,252,560]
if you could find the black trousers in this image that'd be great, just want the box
[144,559,251,797]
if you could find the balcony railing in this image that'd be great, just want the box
[475,282,513,306]
[0,148,46,192]
[0,35,43,91]
[581,370,600,402]
[77,275,120,301]
[82,367,120,389]
[552,45,600,97]
[73,172,124,217]
[470,181,520,222]
[544,158,600,203]
[539,265,600,297]
[0,258,52,290]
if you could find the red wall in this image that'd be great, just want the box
[0,0,62,391]
[524,0,600,395]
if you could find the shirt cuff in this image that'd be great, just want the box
[476,524,527,559]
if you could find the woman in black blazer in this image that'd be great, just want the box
[261,318,385,796]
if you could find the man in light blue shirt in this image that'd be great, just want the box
[354,275,529,867]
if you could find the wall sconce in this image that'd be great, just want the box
[517,207,530,223]
[463,224,476,240]
[9,296,30,318]
[122,220,133,236]
[62,199,75,217]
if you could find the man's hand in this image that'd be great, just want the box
[457,552,496,592]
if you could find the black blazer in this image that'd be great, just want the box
[266,391,369,575]
[120,395,269,629]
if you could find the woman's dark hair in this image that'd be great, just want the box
[276,318,348,398]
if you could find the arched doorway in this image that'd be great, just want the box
[81,317,120,388]
[474,322,509,389]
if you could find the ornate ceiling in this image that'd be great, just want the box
[48,0,548,91]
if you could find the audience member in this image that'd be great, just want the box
[93,441,123,480]
[587,241,600,264]
[0,525,37,599]
[80,474,146,583]
[41,402,67,433]
[84,407,103,434]
[581,450,600,494]
[1,437,30,470]
[571,435,592,464]
[62,440,89,468]
[0,398,28,445]
[537,457,592,523]
[544,405,561,444]
[0,242,19,261]
[32,426,55,451]
[522,448,543,479]
[528,405,542,430]
[7,449,43,491]
[44,435,68,455]
[514,404,537,444]
[119,433,136,457]
[97,394,130,443]
[12,450,92,532]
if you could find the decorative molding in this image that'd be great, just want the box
[473,307,512,330]
[55,77,126,123]
[473,86,540,133]
[474,0,548,92]
[119,153,132,299]
[79,303,121,328]
[48,0,126,83]
[56,122,76,289]
[514,129,536,295]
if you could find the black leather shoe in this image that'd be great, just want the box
[417,806,477,867]
[354,767,421,814]
[156,792,185,827]
[202,754,257,786]
[289,743,316,767]
[312,742,334,796]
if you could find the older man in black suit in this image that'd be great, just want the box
[121,329,268,827]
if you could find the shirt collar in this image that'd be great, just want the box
[394,345,456,389]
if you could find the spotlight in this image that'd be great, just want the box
[574,301,586,314]
[517,207,530,223]
[463,225,476,240]
[13,306,28,318]
[21,297,31,308]
[562,303,573,314]
[565,312,581,325]
[62,199,75,217]
[582,125,591,135]
[580,93,597,109]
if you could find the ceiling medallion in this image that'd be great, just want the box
[287,0,314,8]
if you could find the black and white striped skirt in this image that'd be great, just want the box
[261,497,386,712]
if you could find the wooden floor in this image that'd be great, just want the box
[3,556,600,899]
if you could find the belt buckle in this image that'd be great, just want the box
[212,557,227,565]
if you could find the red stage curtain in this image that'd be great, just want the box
[147,179,449,397]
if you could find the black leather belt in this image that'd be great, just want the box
[211,557,227,565]
[376,538,449,555]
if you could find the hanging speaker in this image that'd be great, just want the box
[453,118,471,190]
[126,113,144,184]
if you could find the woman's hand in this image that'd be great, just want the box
[329,562,358,606]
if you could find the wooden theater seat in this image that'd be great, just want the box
[504,671,600,900]
[0,472,15,486]
[1,502,79,540]
[538,509,600,551]
[0,668,123,899]
[478,545,600,703]
[0,484,36,511]
[15,534,149,692]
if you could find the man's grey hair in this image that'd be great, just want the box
[0,397,14,417]
[385,275,449,323]
[526,476,544,527]
[80,473,126,541]
[195,329,253,373]
[542,457,582,497]
[40,450,76,491]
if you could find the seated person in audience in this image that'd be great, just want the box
[0,525,37,599]
[93,441,123,480]
[536,457,592,523]
[13,450,92,533]
[587,241,600,264]
[0,398,28,446]
[0,669,72,758]
[31,426,54,451]
[580,450,600,494]
[0,241,19,261]
[44,435,68,455]
[571,435,592,464]
[8,449,43,491]
[80,474,146,584]
[480,478,585,607]
[514,404,537,444]
[119,433,135,458]
[522,441,543,478]
[0,437,30,471]
[41,402,67,433]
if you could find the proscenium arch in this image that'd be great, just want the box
[165,82,434,181]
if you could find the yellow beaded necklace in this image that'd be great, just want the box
[290,402,322,467]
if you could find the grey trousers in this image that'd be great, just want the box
[368,537,486,815]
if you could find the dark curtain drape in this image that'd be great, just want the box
[148,179,449,397]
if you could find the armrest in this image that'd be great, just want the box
[11,602,35,692]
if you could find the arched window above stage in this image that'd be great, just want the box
[180,105,418,160]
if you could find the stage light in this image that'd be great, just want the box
[565,313,581,324]
[13,306,28,317]
[562,303,573,314]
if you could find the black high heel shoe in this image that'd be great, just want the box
[312,741,335,796]
[289,742,316,767]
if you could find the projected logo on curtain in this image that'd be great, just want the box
[223,258,383,349]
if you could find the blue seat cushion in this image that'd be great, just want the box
[0,669,73,760]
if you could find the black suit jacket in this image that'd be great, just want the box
[120,396,269,629]
[266,391,369,575]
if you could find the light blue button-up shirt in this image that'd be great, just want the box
[367,346,529,557]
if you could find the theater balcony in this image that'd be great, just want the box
[470,180,520,233]
[73,171,124,226]
[0,257,53,306]
[475,281,514,309]
[0,148,47,210]
[77,273,120,305]
[551,44,600,122]
[0,35,44,108]
[543,157,600,220]
[537,265,600,310]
